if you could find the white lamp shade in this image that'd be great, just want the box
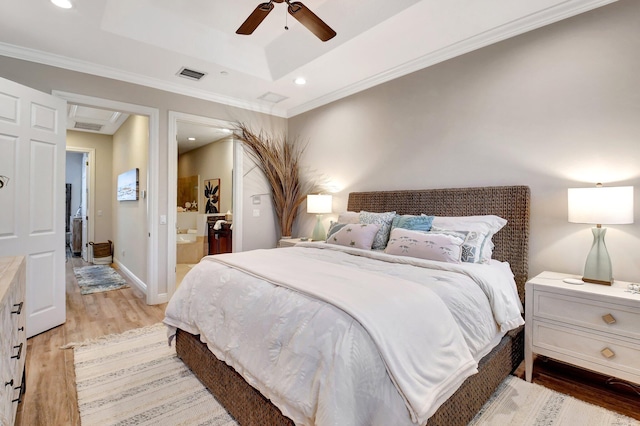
[568,186,634,225]
[307,194,332,214]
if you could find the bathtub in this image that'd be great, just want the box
[176,229,202,264]
[177,231,197,244]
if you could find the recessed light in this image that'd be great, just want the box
[51,0,73,9]
[294,77,307,85]
[188,137,196,141]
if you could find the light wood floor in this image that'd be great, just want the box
[14,253,166,426]
[14,255,639,425]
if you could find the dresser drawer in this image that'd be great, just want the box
[533,290,640,340]
[532,321,640,379]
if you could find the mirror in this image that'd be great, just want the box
[177,175,199,211]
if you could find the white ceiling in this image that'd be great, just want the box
[0,0,617,118]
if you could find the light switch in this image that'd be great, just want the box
[253,209,260,217]
[160,215,167,225]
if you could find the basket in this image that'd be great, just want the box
[90,240,113,265]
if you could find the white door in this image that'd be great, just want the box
[0,76,67,338]
[81,153,88,262]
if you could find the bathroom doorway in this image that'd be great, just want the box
[168,112,242,292]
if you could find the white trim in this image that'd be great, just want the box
[0,42,287,118]
[113,258,147,295]
[65,146,95,260]
[53,90,162,305]
[167,112,242,300]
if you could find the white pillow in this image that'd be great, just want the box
[432,215,506,234]
[327,223,381,249]
[384,228,464,263]
[337,211,360,224]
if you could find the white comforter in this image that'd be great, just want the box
[164,243,524,426]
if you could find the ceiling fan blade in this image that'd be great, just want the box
[287,1,336,42]
[236,2,275,35]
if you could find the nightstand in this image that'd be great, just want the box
[525,271,640,386]
[277,238,308,248]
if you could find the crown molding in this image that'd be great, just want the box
[286,0,618,117]
[0,42,288,118]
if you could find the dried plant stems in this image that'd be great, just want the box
[235,123,316,237]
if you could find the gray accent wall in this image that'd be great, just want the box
[288,0,640,282]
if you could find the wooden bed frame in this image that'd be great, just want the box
[176,185,531,426]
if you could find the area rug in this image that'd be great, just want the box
[469,375,639,425]
[72,323,237,426]
[72,324,638,426]
[73,265,129,295]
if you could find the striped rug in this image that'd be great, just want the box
[470,375,639,426]
[72,323,237,426]
[72,324,638,426]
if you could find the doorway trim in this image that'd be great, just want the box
[168,112,243,299]
[53,90,162,304]
[65,146,96,261]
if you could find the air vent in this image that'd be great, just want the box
[74,122,103,132]
[258,92,288,104]
[177,67,207,81]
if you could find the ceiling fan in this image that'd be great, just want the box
[236,0,336,42]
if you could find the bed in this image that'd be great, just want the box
[165,185,530,426]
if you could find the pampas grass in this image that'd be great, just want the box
[235,123,319,237]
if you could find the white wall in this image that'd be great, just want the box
[112,115,149,283]
[289,0,640,282]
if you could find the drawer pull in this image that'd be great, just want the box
[5,379,13,387]
[11,343,23,360]
[11,302,23,315]
[601,347,615,359]
[18,326,24,332]
[602,313,616,325]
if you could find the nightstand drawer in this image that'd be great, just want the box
[534,291,640,340]
[533,321,640,377]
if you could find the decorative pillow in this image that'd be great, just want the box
[431,215,507,263]
[384,228,464,263]
[327,223,381,249]
[391,214,434,232]
[326,221,347,239]
[337,211,360,224]
[430,226,489,264]
[359,211,396,250]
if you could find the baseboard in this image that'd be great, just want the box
[113,259,147,295]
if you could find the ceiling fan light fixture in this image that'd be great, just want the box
[51,0,73,9]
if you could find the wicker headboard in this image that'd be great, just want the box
[347,185,530,302]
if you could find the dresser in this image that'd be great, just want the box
[525,271,640,386]
[0,256,27,425]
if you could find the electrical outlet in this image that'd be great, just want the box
[253,209,260,217]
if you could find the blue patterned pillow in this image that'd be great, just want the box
[391,214,434,232]
[359,211,396,250]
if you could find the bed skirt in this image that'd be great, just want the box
[176,325,524,426]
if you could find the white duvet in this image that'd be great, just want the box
[164,243,524,426]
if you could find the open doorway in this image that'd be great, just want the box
[54,90,164,305]
[65,148,95,262]
[168,112,244,294]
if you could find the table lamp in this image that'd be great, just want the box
[568,184,634,285]
[307,194,332,241]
